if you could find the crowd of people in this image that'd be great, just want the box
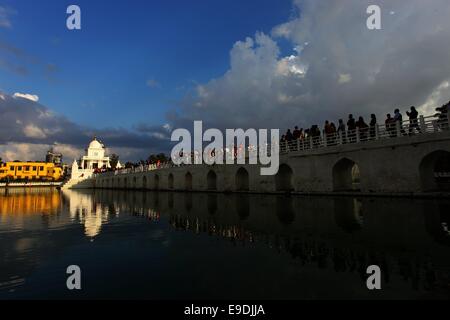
[281,102,449,147]
[95,102,449,174]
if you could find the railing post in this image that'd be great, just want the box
[419,115,426,133]
[375,124,379,140]
[432,120,438,132]
[297,138,300,151]
[309,137,313,149]
[323,132,328,147]
[339,131,343,145]
[356,128,360,143]
[396,121,401,137]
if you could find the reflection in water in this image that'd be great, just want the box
[236,195,250,220]
[334,198,364,233]
[207,194,218,215]
[62,189,113,238]
[0,188,60,217]
[1,189,450,299]
[276,196,295,225]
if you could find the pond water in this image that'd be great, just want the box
[0,188,449,299]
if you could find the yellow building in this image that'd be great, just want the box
[0,162,63,182]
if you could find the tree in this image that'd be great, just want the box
[110,154,119,169]
[147,153,169,164]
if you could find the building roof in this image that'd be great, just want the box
[88,138,104,149]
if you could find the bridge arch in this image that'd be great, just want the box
[207,170,217,191]
[419,150,450,191]
[142,176,147,189]
[275,164,294,192]
[154,174,160,190]
[168,173,174,189]
[185,172,193,190]
[333,158,361,191]
[235,167,249,191]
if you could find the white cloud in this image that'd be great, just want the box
[338,74,352,84]
[0,143,82,162]
[13,92,39,102]
[173,0,450,130]
[0,6,14,29]
[0,143,45,162]
[23,124,47,139]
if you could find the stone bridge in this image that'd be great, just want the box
[89,125,450,196]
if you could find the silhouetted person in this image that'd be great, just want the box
[356,116,369,141]
[406,106,421,134]
[435,102,449,130]
[347,114,356,142]
[394,108,406,136]
[286,129,294,142]
[293,126,301,140]
[385,114,395,137]
[369,114,377,139]
[329,122,337,145]
[337,119,346,143]
[324,120,333,136]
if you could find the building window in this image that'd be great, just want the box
[17,166,22,171]
[40,166,44,171]
[33,167,37,171]
[9,166,14,171]
[25,166,30,171]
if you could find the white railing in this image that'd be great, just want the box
[94,162,177,178]
[279,114,450,154]
[0,182,63,187]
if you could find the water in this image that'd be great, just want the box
[0,188,449,300]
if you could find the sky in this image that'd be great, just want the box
[1,0,450,162]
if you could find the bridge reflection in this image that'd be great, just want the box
[1,189,450,298]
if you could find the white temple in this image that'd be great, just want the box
[80,137,111,170]
[64,138,120,189]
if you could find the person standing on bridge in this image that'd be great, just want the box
[293,126,301,140]
[406,106,421,135]
[369,114,377,140]
[356,116,369,141]
[337,119,346,144]
[394,109,406,136]
[385,114,395,137]
[347,114,356,142]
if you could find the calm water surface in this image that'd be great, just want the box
[0,188,449,300]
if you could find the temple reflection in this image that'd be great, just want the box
[61,189,115,238]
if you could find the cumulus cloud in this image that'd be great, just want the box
[23,124,47,139]
[13,92,39,102]
[0,91,171,162]
[171,0,450,130]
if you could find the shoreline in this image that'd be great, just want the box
[77,187,450,199]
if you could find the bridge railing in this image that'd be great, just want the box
[94,162,178,178]
[93,113,449,178]
[279,113,449,154]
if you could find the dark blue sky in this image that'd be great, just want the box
[0,0,293,128]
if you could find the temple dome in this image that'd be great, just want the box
[89,138,103,149]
